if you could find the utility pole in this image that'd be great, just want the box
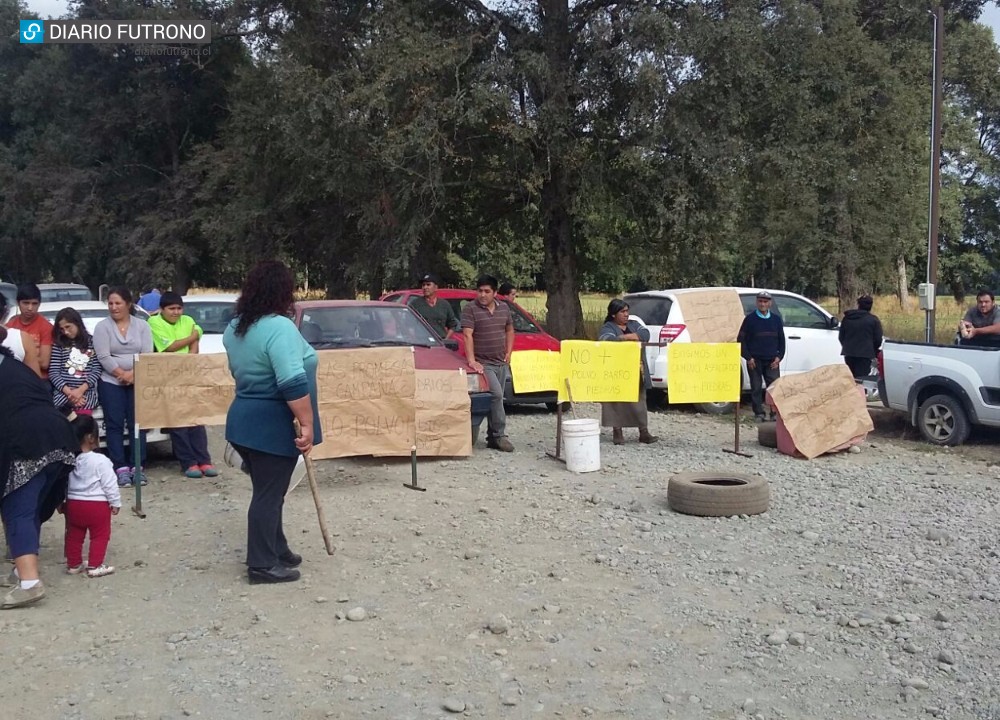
[925,5,944,343]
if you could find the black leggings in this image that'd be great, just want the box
[233,445,298,569]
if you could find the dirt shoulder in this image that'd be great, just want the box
[5,405,998,720]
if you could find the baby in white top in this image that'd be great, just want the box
[65,415,121,577]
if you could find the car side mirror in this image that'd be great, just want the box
[443,339,459,351]
[829,316,839,330]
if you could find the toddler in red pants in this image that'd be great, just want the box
[65,415,121,577]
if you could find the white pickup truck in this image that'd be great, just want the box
[878,340,1000,445]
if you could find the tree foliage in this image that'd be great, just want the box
[1,0,998,333]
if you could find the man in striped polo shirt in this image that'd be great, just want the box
[461,275,515,452]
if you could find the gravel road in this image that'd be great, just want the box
[4,404,998,720]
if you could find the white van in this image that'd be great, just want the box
[623,287,842,413]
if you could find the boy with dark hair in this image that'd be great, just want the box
[5,283,52,378]
[148,292,219,478]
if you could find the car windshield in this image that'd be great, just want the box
[184,301,236,334]
[299,306,441,347]
[445,298,540,333]
[39,287,93,303]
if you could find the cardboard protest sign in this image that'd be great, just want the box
[667,343,742,404]
[559,340,640,403]
[311,347,417,459]
[674,289,745,343]
[414,369,473,456]
[766,364,874,460]
[510,350,561,393]
[135,353,235,429]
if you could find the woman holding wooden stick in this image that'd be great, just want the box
[224,261,322,585]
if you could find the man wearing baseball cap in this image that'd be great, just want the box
[410,273,459,340]
[737,290,785,421]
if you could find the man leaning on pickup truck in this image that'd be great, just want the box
[958,290,1000,347]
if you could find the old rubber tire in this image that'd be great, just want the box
[757,421,777,448]
[668,472,770,517]
[695,401,734,415]
[917,393,970,446]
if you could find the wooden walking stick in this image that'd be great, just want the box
[294,420,335,556]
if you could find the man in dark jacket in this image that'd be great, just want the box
[737,291,785,421]
[839,295,883,378]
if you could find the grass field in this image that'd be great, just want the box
[195,287,966,344]
[518,292,964,344]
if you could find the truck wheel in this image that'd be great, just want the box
[668,472,770,517]
[917,394,971,446]
[695,402,734,415]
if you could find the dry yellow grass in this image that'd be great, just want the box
[192,286,967,344]
[817,295,964,344]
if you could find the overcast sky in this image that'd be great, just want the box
[21,0,1000,45]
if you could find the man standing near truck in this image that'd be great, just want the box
[737,291,785,422]
[958,290,1000,347]
[839,295,883,378]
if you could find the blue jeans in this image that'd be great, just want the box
[1,462,66,558]
[99,380,147,471]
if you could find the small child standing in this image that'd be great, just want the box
[65,415,120,577]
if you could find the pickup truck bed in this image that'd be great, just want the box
[879,339,1000,445]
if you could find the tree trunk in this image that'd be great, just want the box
[172,258,190,295]
[538,0,584,340]
[833,193,856,315]
[541,160,585,339]
[367,263,384,301]
[895,255,909,310]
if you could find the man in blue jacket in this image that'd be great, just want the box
[737,291,786,421]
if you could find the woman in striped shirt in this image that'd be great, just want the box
[50,307,101,415]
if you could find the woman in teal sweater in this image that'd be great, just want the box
[224,261,322,584]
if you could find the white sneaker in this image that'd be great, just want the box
[86,565,115,578]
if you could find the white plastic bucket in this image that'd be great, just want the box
[563,418,601,473]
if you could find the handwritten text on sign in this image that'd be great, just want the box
[666,343,742,404]
[766,363,873,459]
[509,350,561,394]
[311,347,416,459]
[558,340,639,403]
[135,353,235,429]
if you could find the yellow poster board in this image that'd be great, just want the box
[559,340,639,403]
[666,343,742,404]
[509,350,562,393]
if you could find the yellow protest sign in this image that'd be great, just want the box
[559,340,639,403]
[510,350,561,393]
[666,343,742,404]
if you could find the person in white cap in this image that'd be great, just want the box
[737,291,785,421]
